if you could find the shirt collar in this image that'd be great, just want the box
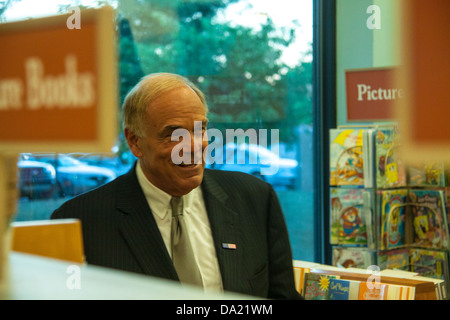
[135,160,199,219]
[136,161,172,220]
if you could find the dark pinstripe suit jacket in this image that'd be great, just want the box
[51,166,301,299]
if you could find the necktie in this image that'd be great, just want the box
[170,196,203,287]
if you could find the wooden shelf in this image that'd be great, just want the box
[310,268,437,300]
[10,219,84,264]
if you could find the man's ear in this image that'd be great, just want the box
[124,128,143,158]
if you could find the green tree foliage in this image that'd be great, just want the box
[118,0,313,145]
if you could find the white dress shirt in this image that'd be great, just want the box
[136,161,223,292]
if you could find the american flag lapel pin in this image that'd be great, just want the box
[222,243,237,250]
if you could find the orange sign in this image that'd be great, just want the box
[396,0,450,163]
[346,68,404,121]
[0,7,117,152]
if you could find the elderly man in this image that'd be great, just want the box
[51,73,301,299]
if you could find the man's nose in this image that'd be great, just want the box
[191,131,204,163]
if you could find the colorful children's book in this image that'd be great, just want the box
[303,273,338,300]
[379,189,409,250]
[408,189,449,249]
[330,128,373,187]
[331,125,445,188]
[328,278,360,300]
[358,282,388,300]
[375,126,407,188]
[408,161,445,187]
[378,248,411,271]
[332,246,376,269]
[330,187,372,246]
[378,188,449,250]
[410,248,449,282]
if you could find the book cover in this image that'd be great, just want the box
[408,161,445,187]
[408,189,449,249]
[330,187,370,246]
[358,282,388,300]
[378,248,411,271]
[375,127,407,188]
[379,189,409,250]
[332,246,376,269]
[329,129,366,186]
[328,278,360,300]
[303,273,337,300]
[410,248,449,281]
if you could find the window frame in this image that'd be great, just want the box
[312,0,337,265]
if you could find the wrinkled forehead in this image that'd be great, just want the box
[141,73,208,111]
[146,86,207,114]
[143,86,208,132]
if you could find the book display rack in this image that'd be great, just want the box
[318,124,450,300]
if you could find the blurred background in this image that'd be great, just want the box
[1,0,316,261]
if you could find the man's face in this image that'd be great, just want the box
[126,86,208,196]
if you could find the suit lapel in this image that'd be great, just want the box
[201,170,243,292]
[115,169,178,281]
[112,168,243,289]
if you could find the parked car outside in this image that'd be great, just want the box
[17,159,57,199]
[76,152,134,176]
[20,153,116,197]
[207,143,298,189]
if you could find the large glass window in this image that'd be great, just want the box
[2,0,315,261]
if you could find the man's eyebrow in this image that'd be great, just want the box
[161,119,208,134]
[165,124,183,130]
[160,125,182,136]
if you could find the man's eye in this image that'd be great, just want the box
[161,131,176,140]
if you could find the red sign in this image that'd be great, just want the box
[346,68,404,121]
[0,7,117,153]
